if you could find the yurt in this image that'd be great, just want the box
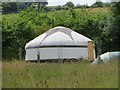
[25,26,95,61]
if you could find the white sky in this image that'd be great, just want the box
[47,0,111,6]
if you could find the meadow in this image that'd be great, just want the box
[1,6,119,88]
[2,60,118,88]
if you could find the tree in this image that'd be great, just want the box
[75,4,82,8]
[65,1,74,8]
[2,2,18,14]
[55,5,62,10]
[108,2,120,51]
[103,2,111,7]
[38,1,48,12]
[91,0,103,8]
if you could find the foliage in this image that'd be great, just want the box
[103,2,111,7]
[64,1,74,8]
[91,0,112,8]
[108,2,120,51]
[2,2,48,14]
[17,2,33,11]
[92,2,103,8]
[38,2,48,12]
[93,1,120,53]
[75,4,90,9]
[2,10,36,59]
[2,60,118,88]
[2,2,18,14]
[2,7,110,59]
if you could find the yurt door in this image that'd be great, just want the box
[37,49,40,61]
[88,41,94,61]
[58,47,62,59]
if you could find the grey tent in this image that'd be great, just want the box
[92,51,120,64]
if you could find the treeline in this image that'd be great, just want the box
[2,1,111,14]
[2,2,120,60]
[2,2,48,14]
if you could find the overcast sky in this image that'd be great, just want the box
[47,0,111,6]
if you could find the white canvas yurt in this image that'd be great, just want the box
[25,26,95,61]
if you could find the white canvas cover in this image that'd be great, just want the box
[25,26,92,49]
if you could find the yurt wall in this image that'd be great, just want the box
[26,47,89,61]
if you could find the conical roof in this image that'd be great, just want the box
[25,26,92,49]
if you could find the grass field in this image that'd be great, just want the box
[2,60,118,88]
[74,7,110,14]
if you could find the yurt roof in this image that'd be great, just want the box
[25,26,92,49]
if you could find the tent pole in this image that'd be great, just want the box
[37,49,40,63]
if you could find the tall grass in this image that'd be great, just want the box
[2,60,118,88]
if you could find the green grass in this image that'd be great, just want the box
[2,60,118,88]
[74,7,110,14]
